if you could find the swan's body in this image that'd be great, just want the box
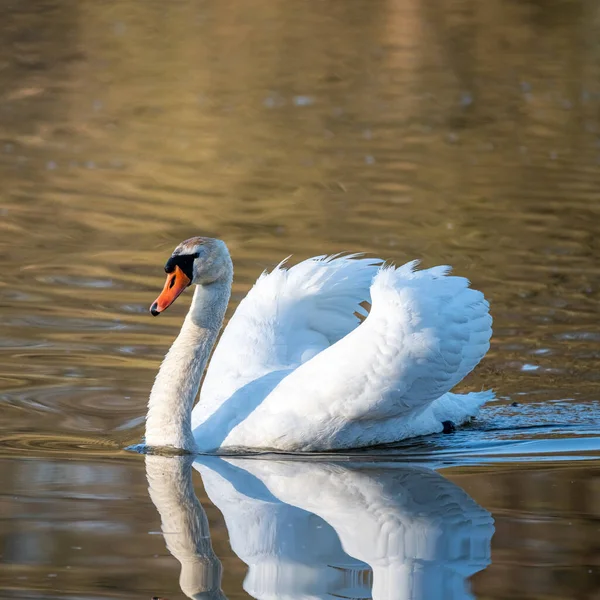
[145,237,493,452]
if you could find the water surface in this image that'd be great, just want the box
[1,0,599,598]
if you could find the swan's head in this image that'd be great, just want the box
[150,237,231,316]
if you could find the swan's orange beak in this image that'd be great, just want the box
[150,266,191,316]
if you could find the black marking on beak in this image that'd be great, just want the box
[164,252,199,281]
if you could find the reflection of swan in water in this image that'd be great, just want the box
[146,455,226,600]
[146,455,494,600]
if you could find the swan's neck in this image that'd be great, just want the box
[146,276,231,451]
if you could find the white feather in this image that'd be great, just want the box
[191,254,493,451]
[195,254,382,420]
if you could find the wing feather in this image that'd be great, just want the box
[197,254,382,420]
[222,261,492,450]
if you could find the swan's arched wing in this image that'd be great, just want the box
[198,255,382,415]
[230,262,492,450]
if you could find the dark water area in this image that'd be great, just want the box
[1,0,600,598]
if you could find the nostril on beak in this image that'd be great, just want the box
[150,302,160,316]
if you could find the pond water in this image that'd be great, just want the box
[1,0,600,598]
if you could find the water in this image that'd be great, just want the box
[1,0,600,597]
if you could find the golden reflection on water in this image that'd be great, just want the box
[1,0,600,598]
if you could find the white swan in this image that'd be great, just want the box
[145,237,493,452]
[146,454,494,600]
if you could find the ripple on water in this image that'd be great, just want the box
[6,315,130,331]
[2,382,146,438]
[36,274,118,289]
[356,400,600,464]
[0,433,122,459]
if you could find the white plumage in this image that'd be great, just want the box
[193,255,492,451]
[146,238,493,452]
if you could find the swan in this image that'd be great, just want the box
[145,236,493,452]
[146,454,494,600]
